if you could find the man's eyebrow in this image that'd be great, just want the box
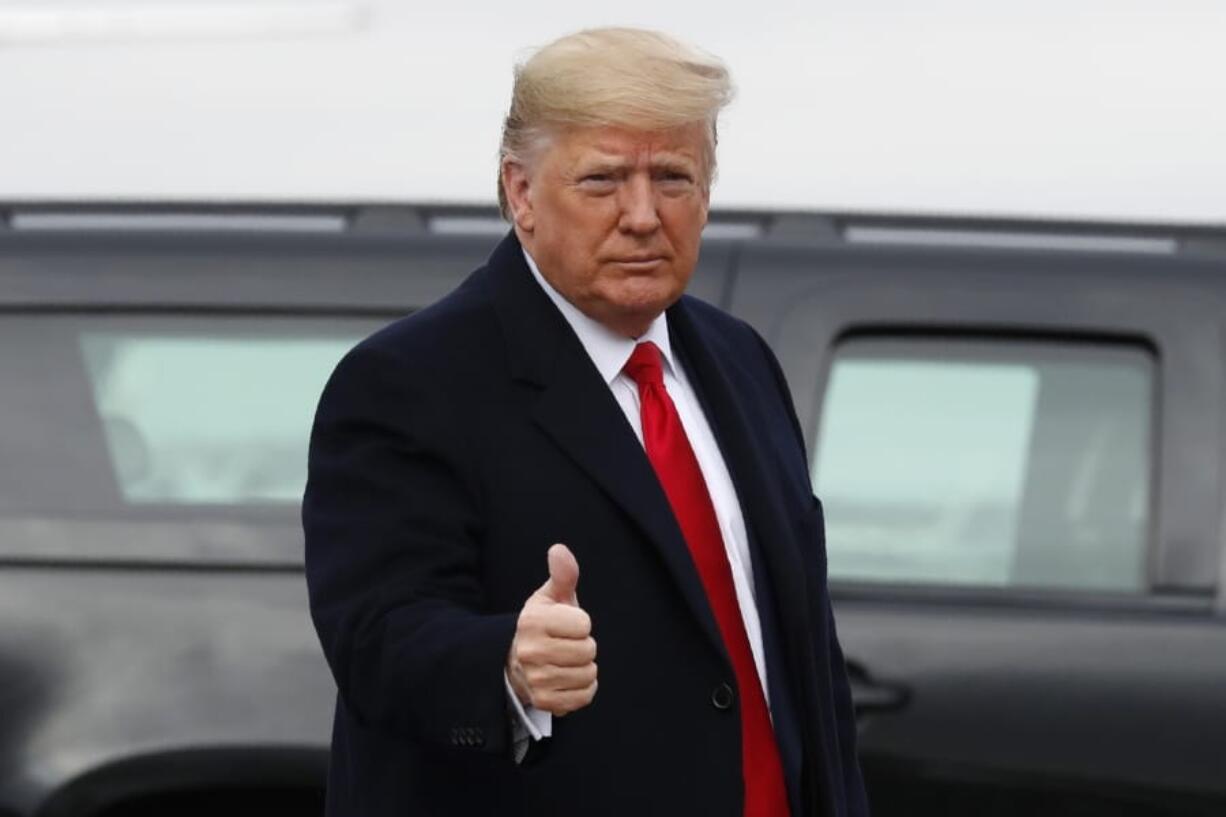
[572,153,699,176]
[650,156,699,172]
[575,156,630,172]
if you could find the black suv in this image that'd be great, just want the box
[1,203,1223,817]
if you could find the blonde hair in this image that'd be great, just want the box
[498,27,734,218]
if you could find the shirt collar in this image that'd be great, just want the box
[523,248,676,385]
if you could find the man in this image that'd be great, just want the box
[304,27,867,817]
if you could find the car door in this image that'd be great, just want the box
[727,237,1226,817]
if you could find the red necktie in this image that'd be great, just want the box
[623,341,790,817]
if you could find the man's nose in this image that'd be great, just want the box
[617,174,661,235]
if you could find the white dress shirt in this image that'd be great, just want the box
[506,250,770,748]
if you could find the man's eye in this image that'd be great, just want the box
[578,174,617,194]
[656,173,696,194]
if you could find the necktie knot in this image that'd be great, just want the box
[623,341,664,388]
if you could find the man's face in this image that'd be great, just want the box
[503,123,711,338]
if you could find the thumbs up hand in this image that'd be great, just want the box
[506,544,599,716]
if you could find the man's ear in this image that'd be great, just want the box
[501,160,535,233]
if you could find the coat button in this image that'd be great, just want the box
[711,682,735,710]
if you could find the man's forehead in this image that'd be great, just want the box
[559,125,706,163]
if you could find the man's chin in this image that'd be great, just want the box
[597,296,684,338]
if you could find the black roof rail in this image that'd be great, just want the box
[1,202,353,234]
[827,210,1226,256]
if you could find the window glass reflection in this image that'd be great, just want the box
[813,339,1152,592]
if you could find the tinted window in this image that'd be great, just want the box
[812,337,1153,592]
[80,332,359,505]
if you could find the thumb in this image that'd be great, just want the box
[539,543,579,605]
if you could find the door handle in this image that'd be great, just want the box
[845,660,910,715]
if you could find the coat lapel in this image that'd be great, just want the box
[667,299,814,642]
[486,233,726,657]
[668,298,831,816]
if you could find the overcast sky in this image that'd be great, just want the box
[1,0,1223,224]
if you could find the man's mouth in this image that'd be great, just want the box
[612,256,666,268]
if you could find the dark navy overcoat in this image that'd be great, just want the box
[303,232,868,816]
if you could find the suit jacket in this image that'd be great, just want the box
[303,231,868,817]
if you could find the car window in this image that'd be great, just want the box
[0,314,386,515]
[80,331,363,505]
[812,337,1153,592]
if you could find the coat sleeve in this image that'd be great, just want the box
[302,344,516,755]
[824,596,871,816]
[747,325,871,815]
